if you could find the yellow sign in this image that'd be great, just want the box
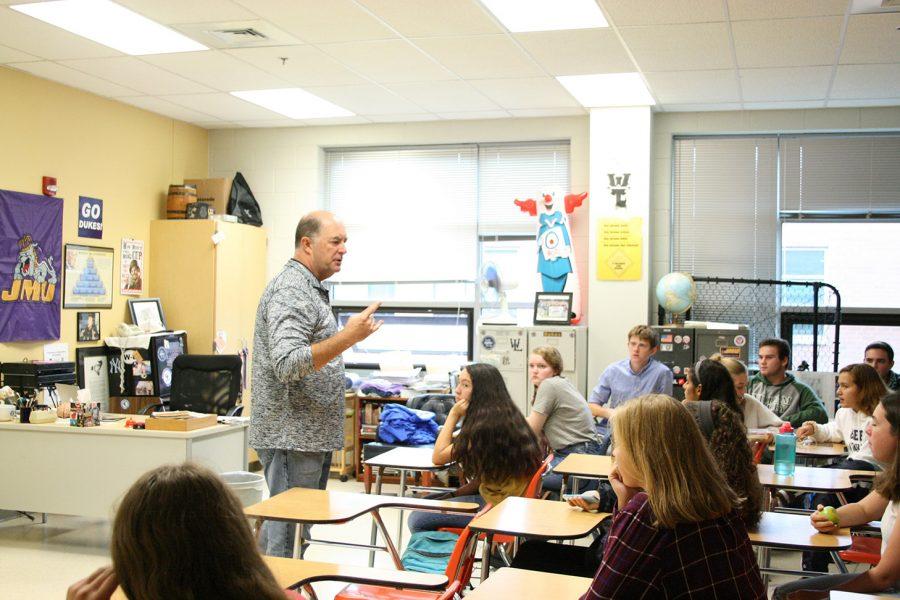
[597,217,643,280]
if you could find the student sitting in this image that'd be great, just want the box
[407,362,542,533]
[66,463,298,600]
[682,359,764,527]
[748,337,828,427]
[773,391,900,599]
[795,362,887,572]
[865,341,900,392]
[581,394,766,599]
[710,353,784,429]
[526,346,604,495]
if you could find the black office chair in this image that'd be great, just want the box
[141,354,243,416]
[406,394,455,425]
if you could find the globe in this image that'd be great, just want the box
[656,272,697,314]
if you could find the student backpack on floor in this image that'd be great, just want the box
[400,530,459,573]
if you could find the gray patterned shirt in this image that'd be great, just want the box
[249,259,344,452]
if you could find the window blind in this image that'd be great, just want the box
[781,133,900,218]
[324,145,478,282]
[672,136,778,279]
[478,141,570,236]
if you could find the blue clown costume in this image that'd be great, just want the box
[537,210,572,293]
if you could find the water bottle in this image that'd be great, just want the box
[774,422,796,476]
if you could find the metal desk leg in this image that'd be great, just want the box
[481,532,494,582]
[368,466,384,567]
[293,523,304,559]
[372,508,403,569]
[831,551,849,573]
[397,468,408,554]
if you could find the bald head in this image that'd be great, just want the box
[293,211,347,281]
[295,211,337,249]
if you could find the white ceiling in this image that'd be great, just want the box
[1,0,898,128]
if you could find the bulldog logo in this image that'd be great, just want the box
[1,234,57,303]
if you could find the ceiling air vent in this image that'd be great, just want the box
[209,28,269,44]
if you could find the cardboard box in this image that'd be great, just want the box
[145,413,217,431]
[184,177,232,217]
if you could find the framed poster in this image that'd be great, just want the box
[75,346,110,411]
[120,238,143,296]
[76,311,100,342]
[127,297,166,332]
[533,292,573,325]
[63,244,113,308]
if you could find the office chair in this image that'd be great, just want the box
[141,354,243,416]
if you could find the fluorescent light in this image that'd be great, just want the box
[557,73,655,108]
[480,0,607,32]
[230,88,354,120]
[11,0,206,55]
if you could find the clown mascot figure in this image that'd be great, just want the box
[514,190,588,324]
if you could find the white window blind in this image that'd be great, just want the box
[478,141,570,235]
[325,145,478,283]
[781,134,900,218]
[672,136,778,279]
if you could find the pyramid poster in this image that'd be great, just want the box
[64,244,113,308]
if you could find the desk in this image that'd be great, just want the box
[552,454,613,496]
[830,593,883,599]
[245,488,479,566]
[467,496,609,580]
[757,464,857,508]
[464,567,591,599]
[0,417,248,519]
[748,511,851,580]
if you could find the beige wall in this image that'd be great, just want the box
[0,66,208,363]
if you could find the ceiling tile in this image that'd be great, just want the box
[303,83,430,115]
[318,39,456,83]
[303,115,372,126]
[437,110,510,120]
[507,107,587,117]
[412,35,543,79]
[366,113,438,123]
[840,13,900,64]
[469,77,581,110]
[0,43,39,63]
[162,92,287,120]
[727,0,847,21]
[357,0,502,37]
[194,120,241,129]
[116,95,221,122]
[827,98,900,108]
[644,70,740,104]
[0,7,122,60]
[600,0,726,25]
[658,102,743,112]
[60,57,214,95]
[233,0,397,43]
[742,100,826,110]
[225,45,368,86]
[233,119,309,128]
[513,29,634,76]
[141,51,291,92]
[9,61,139,96]
[619,23,733,71]
[731,17,843,68]
[830,64,900,99]
[740,66,832,101]
[386,80,499,112]
[115,0,256,24]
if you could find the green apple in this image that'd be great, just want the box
[821,506,839,525]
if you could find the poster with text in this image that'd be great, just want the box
[597,217,643,281]
[0,189,63,341]
[120,238,144,296]
[78,196,103,239]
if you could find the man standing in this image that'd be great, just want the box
[865,341,900,391]
[747,338,827,427]
[251,211,382,558]
[588,325,672,452]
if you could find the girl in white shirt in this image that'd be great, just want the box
[710,354,783,430]
[773,390,900,599]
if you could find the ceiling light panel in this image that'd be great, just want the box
[557,73,655,107]
[11,0,207,55]
[479,0,608,32]
[231,88,355,120]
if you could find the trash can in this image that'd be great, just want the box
[221,471,265,507]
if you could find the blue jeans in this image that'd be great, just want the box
[256,448,332,558]
[542,439,604,494]
[407,494,485,533]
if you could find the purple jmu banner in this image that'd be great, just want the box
[0,189,63,342]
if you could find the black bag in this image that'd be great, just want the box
[227,172,263,226]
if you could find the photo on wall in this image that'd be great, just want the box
[76,311,100,342]
[120,238,143,296]
[63,244,113,309]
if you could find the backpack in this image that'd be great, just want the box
[400,530,459,573]
[227,172,263,226]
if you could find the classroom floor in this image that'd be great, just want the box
[0,474,869,599]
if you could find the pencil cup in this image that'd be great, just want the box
[19,407,32,423]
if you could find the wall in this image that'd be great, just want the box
[0,66,208,364]
[207,116,590,315]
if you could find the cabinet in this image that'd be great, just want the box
[353,395,408,481]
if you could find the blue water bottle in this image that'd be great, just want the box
[774,422,796,476]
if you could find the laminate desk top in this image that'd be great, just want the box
[245,488,479,524]
[763,441,848,459]
[263,556,448,590]
[757,464,857,493]
[0,415,244,439]
[830,593,883,599]
[552,454,614,479]
[364,447,450,471]
[748,512,852,550]
[468,496,609,540]
[465,567,591,599]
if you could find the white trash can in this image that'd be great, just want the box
[221,471,265,507]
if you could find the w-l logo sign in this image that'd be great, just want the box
[608,173,630,208]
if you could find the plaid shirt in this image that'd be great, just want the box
[581,493,765,600]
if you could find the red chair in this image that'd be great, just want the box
[838,535,881,566]
[333,505,490,600]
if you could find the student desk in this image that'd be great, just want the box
[464,567,591,599]
[467,496,610,580]
[757,464,859,509]
[748,511,852,579]
[830,593,883,599]
[0,417,248,519]
[244,488,479,566]
[764,441,848,465]
[553,454,613,495]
